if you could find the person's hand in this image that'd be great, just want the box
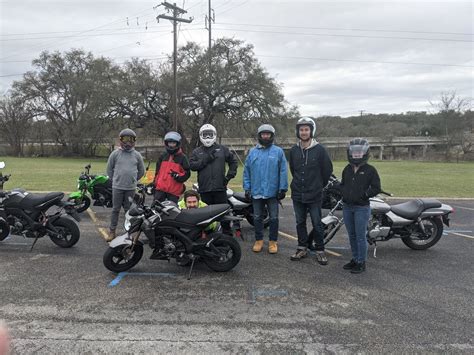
[245,190,251,200]
[277,190,286,200]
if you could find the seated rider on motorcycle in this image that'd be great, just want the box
[178,190,218,235]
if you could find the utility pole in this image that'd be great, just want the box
[205,0,215,121]
[156,2,193,131]
[359,110,365,117]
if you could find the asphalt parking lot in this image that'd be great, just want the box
[1,198,473,353]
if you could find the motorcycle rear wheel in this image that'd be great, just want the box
[103,244,144,272]
[68,195,91,213]
[49,217,80,248]
[402,217,443,250]
[203,234,241,272]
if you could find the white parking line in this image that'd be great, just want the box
[278,231,342,257]
[450,232,474,240]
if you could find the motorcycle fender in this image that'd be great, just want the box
[321,215,339,226]
[220,215,243,222]
[420,204,453,218]
[69,191,83,199]
[109,233,133,248]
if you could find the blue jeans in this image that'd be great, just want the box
[253,198,279,241]
[343,204,371,263]
[293,200,324,251]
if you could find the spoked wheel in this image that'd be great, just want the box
[49,217,80,248]
[402,217,443,250]
[203,234,241,272]
[68,195,91,213]
[103,244,144,272]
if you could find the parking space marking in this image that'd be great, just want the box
[450,232,474,240]
[248,287,288,303]
[452,205,474,211]
[108,271,176,287]
[278,231,342,257]
[86,208,99,223]
[98,227,109,241]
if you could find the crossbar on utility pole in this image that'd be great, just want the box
[156,2,193,131]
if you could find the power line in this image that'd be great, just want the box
[213,27,474,43]
[216,22,473,37]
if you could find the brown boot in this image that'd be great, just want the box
[252,240,264,253]
[268,241,278,254]
[105,229,116,242]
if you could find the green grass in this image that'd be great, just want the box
[1,157,473,197]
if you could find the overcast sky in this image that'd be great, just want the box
[1,0,472,117]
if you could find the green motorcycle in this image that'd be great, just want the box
[68,164,113,213]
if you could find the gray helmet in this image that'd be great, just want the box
[119,128,137,138]
[164,131,181,154]
[257,124,275,146]
[347,138,370,166]
[296,116,316,139]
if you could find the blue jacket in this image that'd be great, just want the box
[243,144,288,198]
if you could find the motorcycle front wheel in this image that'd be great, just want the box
[68,195,91,213]
[49,216,80,248]
[203,234,241,272]
[103,244,144,272]
[402,217,443,250]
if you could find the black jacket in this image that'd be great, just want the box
[340,163,381,206]
[189,144,238,193]
[289,142,333,204]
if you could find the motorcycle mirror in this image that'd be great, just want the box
[0,162,5,169]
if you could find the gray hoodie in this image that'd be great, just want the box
[106,148,145,190]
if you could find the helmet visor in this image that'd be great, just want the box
[120,136,136,143]
[201,130,215,139]
[349,144,367,158]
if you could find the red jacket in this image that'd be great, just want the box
[154,149,191,197]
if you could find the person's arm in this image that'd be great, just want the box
[106,151,116,180]
[320,147,333,187]
[175,155,191,183]
[189,148,212,171]
[366,167,381,198]
[225,147,238,181]
[288,148,294,176]
[243,152,252,192]
[278,149,289,192]
[137,153,145,181]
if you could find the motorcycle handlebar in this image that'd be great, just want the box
[380,190,393,197]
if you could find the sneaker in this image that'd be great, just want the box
[351,262,366,274]
[343,259,357,270]
[252,240,264,253]
[268,241,278,254]
[290,249,308,261]
[105,229,116,242]
[315,251,328,265]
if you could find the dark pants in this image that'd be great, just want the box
[154,190,179,203]
[293,199,324,251]
[343,204,371,263]
[252,197,279,241]
[200,191,231,234]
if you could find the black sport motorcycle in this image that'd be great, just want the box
[321,174,342,210]
[0,171,81,249]
[103,199,242,279]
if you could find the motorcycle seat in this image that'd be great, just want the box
[390,199,441,220]
[175,204,230,225]
[20,192,64,210]
[233,192,250,203]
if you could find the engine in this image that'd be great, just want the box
[367,215,391,242]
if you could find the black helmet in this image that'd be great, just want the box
[257,124,275,147]
[347,138,370,166]
[296,116,316,139]
[164,131,181,154]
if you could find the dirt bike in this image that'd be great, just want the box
[103,199,242,279]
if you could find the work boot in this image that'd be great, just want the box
[252,240,264,253]
[343,259,357,270]
[290,249,308,261]
[268,241,278,254]
[315,251,328,265]
[351,262,366,274]
[105,229,116,242]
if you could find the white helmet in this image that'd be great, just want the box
[199,124,217,147]
[296,116,316,139]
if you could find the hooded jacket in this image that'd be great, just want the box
[289,139,333,204]
[106,147,145,190]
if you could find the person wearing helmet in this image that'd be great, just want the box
[153,131,190,203]
[243,124,288,254]
[189,124,238,235]
[106,128,145,241]
[289,117,333,265]
[340,138,381,274]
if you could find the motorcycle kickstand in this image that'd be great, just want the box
[187,256,196,280]
[30,236,40,252]
[373,241,377,258]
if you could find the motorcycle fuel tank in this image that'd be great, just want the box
[370,198,391,214]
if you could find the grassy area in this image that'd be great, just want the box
[1,157,473,197]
